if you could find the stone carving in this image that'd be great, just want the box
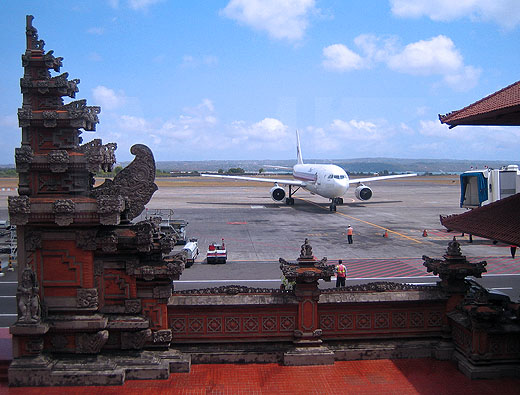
[17,267,41,324]
[76,139,117,173]
[96,195,125,225]
[8,195,31,225]
[76,230,98,250]
[321,281,431,293]
[300,238,313,258]
[121,329,151,350]
[125,299,142,314]
[48,150,69,173]
[91,144,158,222]
[135,220,155,252]
[100,232,118,253]
[15,145,33,172]
[42,110,59,127]
[53,199,75,226]
[76,288,99,309]
[76,330,109,354]
[25,338,44,354]
[17,107,32,127]
[153,329,172,344]
[176,285,284,295]
[25,15,45,51]
[423,237,487,292]
[25,231,42,251]
[65,100,100,131]
[153,285,173,299]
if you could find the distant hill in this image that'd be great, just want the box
[151,158,516,174]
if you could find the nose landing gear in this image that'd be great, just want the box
[329,197,343,211]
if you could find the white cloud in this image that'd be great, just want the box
[386,35,462,75]
[87,27,105,35]
[323,34,481,91]
[127,0,164,10]
[181,54,219,68]
[322,44,365,71]
[92,86,125,110]
[390,0,520,30]
[221,0,318,41]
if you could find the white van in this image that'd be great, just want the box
[182,239,199,267]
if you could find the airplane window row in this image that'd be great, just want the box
[328,175,346,179]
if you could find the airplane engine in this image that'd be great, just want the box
[355,185,373,201]
[270,186,286,201]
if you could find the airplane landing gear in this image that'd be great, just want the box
[329,197,343,212]
[285,185,299,206]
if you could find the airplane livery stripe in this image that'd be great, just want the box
[293,171,316,182]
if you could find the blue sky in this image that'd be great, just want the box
[1,1,519,163]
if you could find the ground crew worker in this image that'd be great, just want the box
[336,259,346,287]
[346,225,353,244]
[511,246,517,259]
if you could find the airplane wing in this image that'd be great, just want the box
[350,173,417,184]
[262,165,294,170]
[201,173,306,187]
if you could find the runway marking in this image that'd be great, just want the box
[250,205,266,209]
[298,198,423,244]
[227,222,247,225]
[0,314,16,317]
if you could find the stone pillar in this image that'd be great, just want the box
[280,239,335,365]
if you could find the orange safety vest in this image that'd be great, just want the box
[347,227,353,236]
[336,264,346,277]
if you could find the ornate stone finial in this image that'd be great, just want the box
[300,238,313,259]
[446,236,462,257]
[17,267,41,324]
[26,15,45,51]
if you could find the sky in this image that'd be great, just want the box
[1,0,520,164]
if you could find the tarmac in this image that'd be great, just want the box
[1,175,520,393]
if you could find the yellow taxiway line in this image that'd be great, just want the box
[298,198,424,244]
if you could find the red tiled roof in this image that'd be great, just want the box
[440,193,520,247]
[439,80,520,127]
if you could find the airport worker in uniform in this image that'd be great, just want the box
[511,245,517,259]
[336,259,347,287]
[346,225,353,244]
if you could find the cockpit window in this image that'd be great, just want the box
[328,175,333,179]
[333,175,345,179]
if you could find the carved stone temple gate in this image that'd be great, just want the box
[7,16,520,387]
[8,16,187,386]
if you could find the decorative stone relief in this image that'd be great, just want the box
[48,150,69,173]
[15,145,33,172]
[17,267,41,324]
[76,230,98,251]
[96,195,124,225]
[121,329,151,350]
[76,288,99,309]
[53,199,75,226]
[125,299,141,314]
[25,231,42,251]
[91,144,158,222]
[152,329,172,344]
[76,330,109,354]
[100,232,118,253]
[8,195,31,225]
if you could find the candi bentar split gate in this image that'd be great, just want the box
[7,16,520,387]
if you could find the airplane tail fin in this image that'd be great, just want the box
[296,130,303,164]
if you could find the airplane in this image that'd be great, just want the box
[201,131,417,211]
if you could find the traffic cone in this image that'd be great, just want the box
[422,229,428,237]
[383,229,388,238]
[7,256,14,271]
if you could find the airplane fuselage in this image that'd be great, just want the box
[293,164,349,199]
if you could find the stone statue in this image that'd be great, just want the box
[17,267,41,324]
[300,238,313,258]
